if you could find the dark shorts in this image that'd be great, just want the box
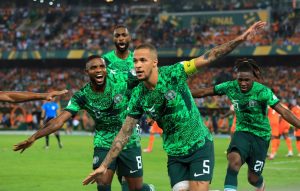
[228,131,270,176]
[93,146,143,178]
[167,139,214,187]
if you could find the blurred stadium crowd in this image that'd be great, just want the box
[0,0,299,51]
[0,0,300,134]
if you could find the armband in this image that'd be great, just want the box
[183,59,197,75]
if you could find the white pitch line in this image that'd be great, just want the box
[269,160,300,165]
[265,167,298,170]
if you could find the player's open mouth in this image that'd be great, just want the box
[135,71,143,77]
[118,43,126,49]
[95,74,104,83]
[240,86,248,91]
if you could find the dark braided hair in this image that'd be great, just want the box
[233,58,263,82]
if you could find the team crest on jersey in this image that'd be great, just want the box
[93,156,99,164]
[164,90,176,100]
[249,100,258,107]
[114,94,123,104]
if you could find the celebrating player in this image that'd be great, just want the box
[191,58,300,191]
[83,21,267,191]
[13,56,154,191]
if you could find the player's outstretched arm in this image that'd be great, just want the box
[191,87,215,98]
[13,111,72,153]
[83,116,138,185]
[273,103,300,129]
[0,89,68,103]
[45,90,68,101]
[193,21,266,69]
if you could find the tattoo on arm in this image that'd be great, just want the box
[203,38,242,64]
[102,117,138,167]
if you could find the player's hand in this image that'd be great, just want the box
[46,89,68,101]
[82,165,107,185]
[13,137,35,153]
[239,21,266,41]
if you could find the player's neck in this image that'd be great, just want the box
[91,81,106,92]
[143,69,158,90]
[115,50,129,60]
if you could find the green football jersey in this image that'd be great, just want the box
[102,50,139,92]
[128,63,212,156]
[65,74,140,149]
[214,80,280,140]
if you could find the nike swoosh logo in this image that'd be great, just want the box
[130,170,138,173]
[110,69,117,74]
[194,172,205,177]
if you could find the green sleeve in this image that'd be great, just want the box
[162,62,188,81]
[64,94,82,115]
[214,81,232,95]
[265,88,280,107]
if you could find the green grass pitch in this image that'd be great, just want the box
[1,134,300,191]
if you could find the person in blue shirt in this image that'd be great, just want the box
[41,100,62,149]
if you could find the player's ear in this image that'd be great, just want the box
[85,62,89,74]
[153,59,158,68]
[84,68,89,74]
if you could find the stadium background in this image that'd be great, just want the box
[0,0,300,190]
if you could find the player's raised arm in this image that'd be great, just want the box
[13,111,72,153]
[191,87,215,98]
[0,89,68,103]
[272,103,300,129]
[82,116,139,185]
[192,21,266,70]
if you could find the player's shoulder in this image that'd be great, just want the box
[159,62,183,74]
[253,82,276,100]
[102,50,114,58]
[253,82,271,92]
[108,74,130,95]
[75,83,91,96]
[102,50,116,63]
[216,80,235,88]
[106,72,127,84]
[131,83,144,95]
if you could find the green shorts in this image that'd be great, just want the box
[167,139,214,187]
[228,131,270,176]
[93,146,143,178]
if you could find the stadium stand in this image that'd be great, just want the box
[0,0,300,134]
[0,0,300,51]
